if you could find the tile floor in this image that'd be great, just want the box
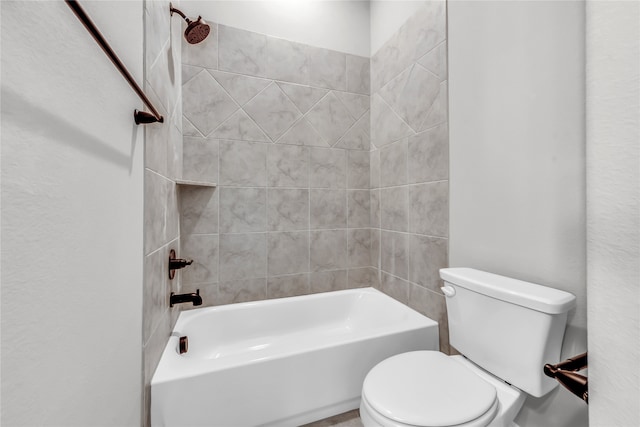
[303,410,364,427]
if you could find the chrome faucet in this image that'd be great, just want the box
[170,289,202,307]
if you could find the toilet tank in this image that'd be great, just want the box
[440,268,576,397]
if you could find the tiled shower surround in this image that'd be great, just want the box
[143,0,449,423]
[178,24,375,303]
[370,2,451,353]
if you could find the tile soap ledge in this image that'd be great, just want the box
[175,179,217,188]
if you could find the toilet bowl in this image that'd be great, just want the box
[360,351,525,427]
[359,268,576,427]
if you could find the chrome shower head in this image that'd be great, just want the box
[170,3,211,44]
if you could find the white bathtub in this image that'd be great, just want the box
[151,287,439,426]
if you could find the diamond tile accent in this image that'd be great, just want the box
[370,94,413,148]
[335,114,370,150]
[277,82,328,114]
[378,64,440,131]
[211,110,270,142]
[209,70,271,106]
[305,92,356,146]
[244,83,303,141]
[277,118,329,147]
[183,70,238,136]
[417,42,447,81]
[335,92,370,120]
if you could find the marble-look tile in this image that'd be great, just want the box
[409,284,449,353]
[350,267,378,289]
[219,233,267,281]
[144,169,168,254]
[219,187,267,233]
[148,39,178,117]
[244,82,302,141]
[310,230,348,272]
[378,64,440,132]
[267,274,310,299]
[370,25,414,93]
[182,137,218,183]
[347,150,370,190]
[409,234,448,292]
[408,1,447,61]
[346,54,370,95]
[182,70,238,136]
[370,229,380,270]
[182,116,203,137]
[348,229,371,268]
[211,110,270,142]
[417,41,447,82]
[310,189,347,229]
[305,92,356,145]
[167,123,183,181]
[142,310,170,397]
[182,64,202,85]
[218,25,268,76]
[182,22,218,69]
[335,92,370,120]
[409,181,449,236]
[408,123,448,184]
[266,37,308,84]
[219,140,266,186]
[267,189,309,231]
[380,186,409,232]
[310,270,348,293]
[419,80,448,131]
[209,70,271,106]
[267,144,309,187]
[370,189,381,228]
[370,94,413,148]
[218,278,266,305]
[309,147,346,189]
[145,100,169,175]
[379,271,410,304]
[267,231,309,276]
[180,234,219,285]
[334,114,370,151]
[381,230,409,280]
[348,190,370,228]
[143,245,169,343]
[179,186,218,235]
[166,179,180,243]
[380,138,408,188]
[145,0,170,71]
[307,46,346,90]
[370,149,380,189]
[277,82,328,114]
[277,118,329,147]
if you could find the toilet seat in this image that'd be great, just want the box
[361,351,499,427]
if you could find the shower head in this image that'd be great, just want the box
[170,3,211,44]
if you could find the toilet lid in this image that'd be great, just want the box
[362,351,497,427]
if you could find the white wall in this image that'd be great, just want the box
[180,0,371,56]
[1,1,144,425]
[369,0,426,55]
[586,1,640,426]
[448,1,588,425]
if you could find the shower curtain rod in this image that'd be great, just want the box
[65,0,164,125]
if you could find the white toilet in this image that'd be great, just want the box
[360,268,576,427]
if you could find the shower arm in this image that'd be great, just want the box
[65,0,164,125]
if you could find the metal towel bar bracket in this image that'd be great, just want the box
[544,352,588,404]
[65,0,164,125]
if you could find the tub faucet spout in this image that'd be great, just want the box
[170,289,202,307]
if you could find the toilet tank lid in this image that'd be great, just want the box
[440,268,576,314]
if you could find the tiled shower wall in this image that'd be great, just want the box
[142,1,183,425]
[178,24,375,304]
[369,1,451,353]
